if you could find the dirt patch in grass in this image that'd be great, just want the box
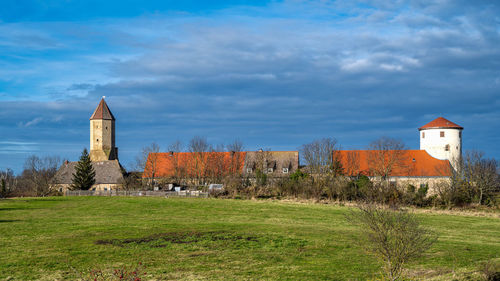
[95,231,306,250]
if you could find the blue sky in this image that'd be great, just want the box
[1,0,499,172]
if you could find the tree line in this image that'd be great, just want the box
[1,136,499,208]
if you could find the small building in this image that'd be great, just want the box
[52,160,124,192]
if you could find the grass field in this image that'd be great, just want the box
[0,197,499,280]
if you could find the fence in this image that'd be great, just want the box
[65,190,209,198]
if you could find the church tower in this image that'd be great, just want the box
[419,117,463,170]
[89,98,118,162]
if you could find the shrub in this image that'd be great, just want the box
[480,259,500,281]
[347,204,437,281]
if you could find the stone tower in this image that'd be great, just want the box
[89,98,118,162]
[419,117,463,170]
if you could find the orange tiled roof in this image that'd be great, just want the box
[419,117,462,130]
[90,98,115,120]
[143,151,247,178]
[337,150,452,177]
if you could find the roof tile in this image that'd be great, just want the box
[419,117,463,130]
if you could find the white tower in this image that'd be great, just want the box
[419,117,463,170]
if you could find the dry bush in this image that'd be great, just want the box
[347,204,437,281]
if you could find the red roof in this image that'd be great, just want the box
[337,150,452,177]
[419,117,462,130]
[143,152,247,178]
[90,98,115,120]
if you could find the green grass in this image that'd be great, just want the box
[0,197,498,280]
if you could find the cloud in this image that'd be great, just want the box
[1,0,500,172]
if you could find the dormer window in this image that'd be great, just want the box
[282,167,289,173]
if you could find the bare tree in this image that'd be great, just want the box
[460,150,498,205]
[343,151,360,177]
[227,139,244,153]
[188,136,210,185]
[22,155,61,196]
[167,140,184,185]
[300,138,339,175]
[368,137,408,183]
[167,140,183,153]
[227,139,245,176]
[139,143,161,188]
[188,136,209,153]
[347,204,437,281]
[0,168,16,197]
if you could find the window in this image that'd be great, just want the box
[440,131,445,137]
[96,138,99,142]
[459,132,462,138]
[267,168,274,173]
[422,132,425,138]
[445,144,450,151]
[282,167,289,173]
[246,168,252,173]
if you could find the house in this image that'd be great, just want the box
[51,160,124,192]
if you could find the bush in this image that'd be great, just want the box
[480,259,500,281]
[347,204,437,281]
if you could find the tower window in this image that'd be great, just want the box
[440,131,445,138]
[422,132,425,138]
[445,144,450,151]
[459,132,462,138]
[96,139,99,142]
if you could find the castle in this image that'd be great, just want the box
[337,117,463,189]
[54,98,463,191]
[52,98,124,191]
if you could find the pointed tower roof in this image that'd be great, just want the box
[419,117,463,130]
[90,98,115,120]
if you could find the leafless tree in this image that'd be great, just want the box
[347,204,437,281]
[167,140,184,153]
[227,139,244,153]
[167,140,184,185]
[300,138,339,175]
[0,168,16,197]
[343,151,360,177]
[187,136,210,185]
[22,155,61,196]
[368,137,408,183]
[188,136,209,153]
[138,143,161,188]
[460,150,498,205]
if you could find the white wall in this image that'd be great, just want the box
[420,128,462,169]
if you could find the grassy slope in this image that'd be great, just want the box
[0,197,498,280]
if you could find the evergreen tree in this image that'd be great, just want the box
[71,148,96,190]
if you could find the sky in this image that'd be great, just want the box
[1,0,499,173]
